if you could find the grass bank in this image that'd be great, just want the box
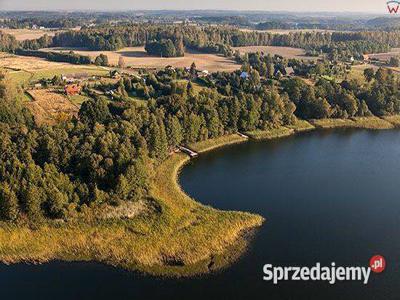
[287,119,316,132]
[310,117,394,130]
[382,115,400,127]
[0,141,263,277]
[188,134,247,153]
[246,126,295,140]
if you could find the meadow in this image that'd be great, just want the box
[26,89,79,125]
[41,47,241,72]
[0,52,109,85]
[1,28,62,41]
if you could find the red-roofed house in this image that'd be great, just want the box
[64,84,81,96]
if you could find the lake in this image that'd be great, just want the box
[1,129,399,299]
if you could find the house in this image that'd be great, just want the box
[363,54,370,62]
[198,70,209,77]
[240,71,249,79]
[64,84,81,96]
[34,83,42,89]
[284,67,295,77]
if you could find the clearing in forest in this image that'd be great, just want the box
[41,47,240,72]
[26,89,79,125]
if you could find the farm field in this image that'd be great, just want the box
[1,28,62,41]
[40,47,240,72]
[232,46,316,60]
[349,63,379,82]
[26,89,79,125]
[367,48,400,62]
[0,52,109,84]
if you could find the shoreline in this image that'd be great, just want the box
[244,116,399,141]
[1,116,399,277]
[0,135,264,277]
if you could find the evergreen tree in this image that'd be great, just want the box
[166,115,183,147]
[0,182,19,221]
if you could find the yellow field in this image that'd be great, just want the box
[41,47,240,72]
[0,52,70,71]
[233,46,316,60]
[367,48,400,62]
[0,52,109,85]
[26,89,79,125]
[348,64,378,82]
[1,28,61,41]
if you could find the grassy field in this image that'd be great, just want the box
[26,89,79,125]
[69,94,92,106]
[348,64,379,82]
[0,53,109,85]
[0,140,263,277]
[367,48,400,62]
[246,126,295,140]
[382,115,400,127]
[1,28,62,41]
[41,47,240,72]
[188,134,247,153]
[233,46,316,60]
[310,118,357,129]
[351,117,394,129]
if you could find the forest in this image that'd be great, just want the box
[49,25,396,59]
[1,46,400,221]
[1,23,399,61]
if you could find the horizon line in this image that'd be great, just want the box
[0,9,390,15]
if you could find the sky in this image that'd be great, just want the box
[0,0,389,13]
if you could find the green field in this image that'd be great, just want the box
[6,66,109,86]
[69,94,92,106]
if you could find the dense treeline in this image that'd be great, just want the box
[0,18,84,29]
[145,38,184,57]
[50,25,400,59]
[0,66,297,221]
[2,25,400,60]
[0,31,19,52]
[2,48,400,222]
